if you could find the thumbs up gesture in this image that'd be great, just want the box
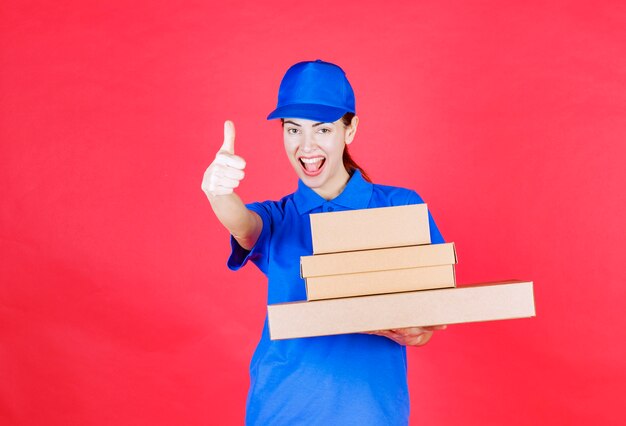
[201,120,247,198]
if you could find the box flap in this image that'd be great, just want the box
[301,242,457,278]
[310,204,431,254]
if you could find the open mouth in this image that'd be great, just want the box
[299,156,326,176]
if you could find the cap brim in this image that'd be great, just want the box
[267,104,351,122]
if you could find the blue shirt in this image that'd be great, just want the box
[228,170,444,426]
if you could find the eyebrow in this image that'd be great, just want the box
[283,120,331,127]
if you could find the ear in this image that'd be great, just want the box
[345,115,359,145]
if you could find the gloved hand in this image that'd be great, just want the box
[201,120,247,198]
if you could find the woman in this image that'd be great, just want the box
[202,60,446,425]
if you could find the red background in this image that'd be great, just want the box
[2,1,625,425]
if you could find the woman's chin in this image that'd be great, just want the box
[299,171,326,188]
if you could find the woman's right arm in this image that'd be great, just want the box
[201,120,262,250]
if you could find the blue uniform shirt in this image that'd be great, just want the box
[228,170,444,426]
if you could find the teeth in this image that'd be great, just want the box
[301,157,324,164]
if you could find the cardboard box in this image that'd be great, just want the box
[268,281,535,340]
[310,204,430,254]
[305,264,456,300]
[301,242,457,278]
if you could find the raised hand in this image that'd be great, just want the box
[201,120,247,198]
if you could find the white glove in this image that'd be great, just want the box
[201,120,247,197]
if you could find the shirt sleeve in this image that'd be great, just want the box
[405,190,445,244]
[226,201,272,274]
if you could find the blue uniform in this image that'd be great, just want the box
[228,170,444,425]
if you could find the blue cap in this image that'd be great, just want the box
[267,60,356,122]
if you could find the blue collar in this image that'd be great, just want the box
[293,169,374,215]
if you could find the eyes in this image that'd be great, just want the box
[286,127,332,135]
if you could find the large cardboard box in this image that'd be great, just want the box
[305,265,456,300]
[310,204,430,254]
[268,281,535,340]
[301,242,457,278]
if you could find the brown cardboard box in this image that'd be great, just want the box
[301,242,457,278]
[306,265,456,300]
[310,204,430,254]
[268,281,535,340]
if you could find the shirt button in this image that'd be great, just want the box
[327,206,334,211]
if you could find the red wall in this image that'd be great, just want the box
[2,1,625,425]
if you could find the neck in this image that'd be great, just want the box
[313,168,351,200]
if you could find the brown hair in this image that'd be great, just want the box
[280,113,372,183]
[340,113,372,182]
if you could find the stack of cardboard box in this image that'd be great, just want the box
[302,204,458,300]
[268,204,535,340]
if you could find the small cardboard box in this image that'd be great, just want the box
[305,264,456,301]
[268,281,535,340]
[310,204,430,254]
[301,242,457,278]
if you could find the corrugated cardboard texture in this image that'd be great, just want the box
[268,281,535,340]
[306,264,456,300]
[309,204,430,254]
[301,242,457,278]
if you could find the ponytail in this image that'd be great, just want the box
[341,113,372,183]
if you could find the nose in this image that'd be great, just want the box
[300,132,316,153]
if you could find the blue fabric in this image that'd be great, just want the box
[228,170,444,426]
[266,59,356,122]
